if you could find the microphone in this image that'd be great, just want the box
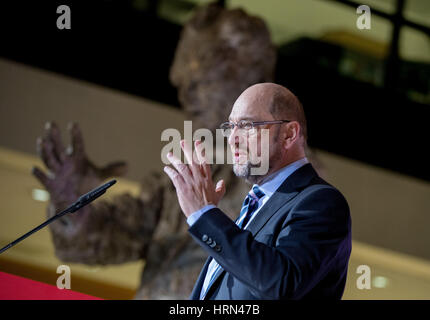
[69,179,116,213]
[0,179,117,255]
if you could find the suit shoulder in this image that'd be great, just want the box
[295,179,350,217]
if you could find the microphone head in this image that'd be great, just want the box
[106,179,117,187]
[76,179,117,204]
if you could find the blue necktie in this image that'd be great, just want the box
[200,185,265,299]
[236,185,266,228]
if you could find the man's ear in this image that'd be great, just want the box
[284,121,300,148]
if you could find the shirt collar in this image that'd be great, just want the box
[253,157,309,200]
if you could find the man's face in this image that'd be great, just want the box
[227,93,284,181]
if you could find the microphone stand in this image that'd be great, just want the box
[0,179,116,255]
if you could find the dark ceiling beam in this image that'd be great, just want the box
[326,0,430,37]
[384,0,406,90]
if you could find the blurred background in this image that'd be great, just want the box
[0,0,429,299]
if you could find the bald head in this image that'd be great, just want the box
[235,83,307,140]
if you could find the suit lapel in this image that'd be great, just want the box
[190,257,212,300]
[246,163,317,236]
[202,264,226,300]
[193,256,227,300]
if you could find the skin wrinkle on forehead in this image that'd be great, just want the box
[228,117,258,122]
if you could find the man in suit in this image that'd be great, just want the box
[164,82,352,300]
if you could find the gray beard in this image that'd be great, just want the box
[233,133,282,185]
[233,162,251,179]
[233,161,263,185]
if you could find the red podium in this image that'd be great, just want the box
[0,271,102,300]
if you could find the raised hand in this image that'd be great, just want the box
[163,139,226,217]
[32,122,127,211]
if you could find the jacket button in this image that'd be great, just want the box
[202,234,208,242]
[206,238,213,245]
[209,241,217,248]
[215,245,221,252]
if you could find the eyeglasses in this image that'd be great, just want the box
[219,120,291,137]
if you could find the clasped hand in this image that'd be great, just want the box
[163,140,225,217]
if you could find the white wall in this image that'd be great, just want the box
[0,58,187,181]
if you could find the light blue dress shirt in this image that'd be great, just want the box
[186,157,309,299]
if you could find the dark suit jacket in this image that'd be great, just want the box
[188,163,352,300]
